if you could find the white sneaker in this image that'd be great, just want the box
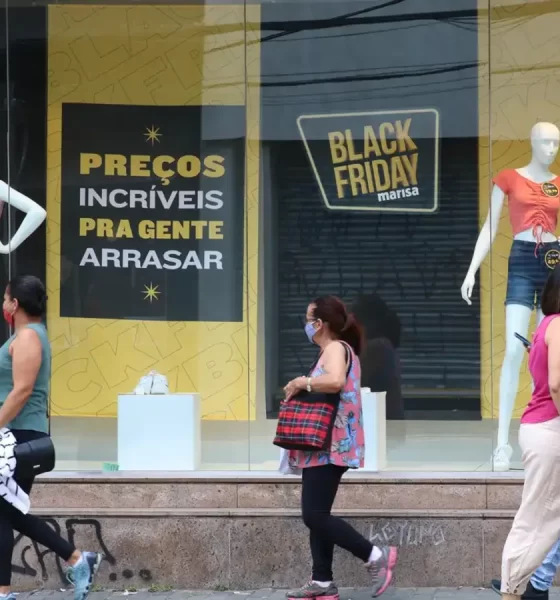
[134,374,153,395]
[492,444,513,471]
[151,373,169,394]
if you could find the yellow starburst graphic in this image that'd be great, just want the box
[144,125,162,145]
[142,283,161,303]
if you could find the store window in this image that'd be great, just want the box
[8,0,555,473]
[2,3,258,470]
[253,0,492,472]
[483,0,560,472]
[0,5,48,401]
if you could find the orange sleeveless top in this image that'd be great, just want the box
[493,169,560,243]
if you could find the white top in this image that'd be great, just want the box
[0,428,30,514]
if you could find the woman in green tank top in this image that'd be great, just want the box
[0,275,101,600]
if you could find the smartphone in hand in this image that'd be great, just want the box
[514,332,531,349]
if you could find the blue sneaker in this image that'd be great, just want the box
[67,552,103,600]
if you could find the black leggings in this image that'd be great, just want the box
[301,464,373,582]
[0,430,75,586]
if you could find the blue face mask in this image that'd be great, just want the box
[304,321,317,343]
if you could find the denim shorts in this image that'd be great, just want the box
[506,240,560,309]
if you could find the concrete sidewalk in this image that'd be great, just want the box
[10,589,560,600]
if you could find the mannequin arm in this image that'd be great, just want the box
[467,184,505,275]
[461,184,505,304]
[0,181,46,254]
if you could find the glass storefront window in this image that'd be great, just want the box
[6,0,556,474]
[0,3,257,471]
[485,0,560,472]
[252,0,491,472]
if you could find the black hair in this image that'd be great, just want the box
[312,295,365,356]
[541,265,560,316]
[7,274,47,317]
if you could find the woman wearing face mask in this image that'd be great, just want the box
[283,296,398,600]
[0,275,102,600]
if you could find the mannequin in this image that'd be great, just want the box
[461,121,560,471]
[0,181,46,253]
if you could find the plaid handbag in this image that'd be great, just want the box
[273,345,352,451]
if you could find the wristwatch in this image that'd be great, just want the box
[306,377,312,392]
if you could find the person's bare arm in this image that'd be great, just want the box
[546,319,560,413]
[0,328,42,428]
[284,341,349,398]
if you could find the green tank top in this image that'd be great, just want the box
[0,323,50,433]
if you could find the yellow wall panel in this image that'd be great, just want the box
[47,5,260,419]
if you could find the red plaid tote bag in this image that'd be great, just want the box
[273,346,352,451]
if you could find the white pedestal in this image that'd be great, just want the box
[360,388,387,471]
[118,393,201,471]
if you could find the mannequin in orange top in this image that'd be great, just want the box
[461,121,560,471]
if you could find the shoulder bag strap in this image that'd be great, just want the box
[340,341,353,378]
[307,352,321,375]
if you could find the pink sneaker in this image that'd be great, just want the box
[286,581,339,600]
[366,546,398,597]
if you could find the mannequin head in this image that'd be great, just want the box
[530,122,560,166]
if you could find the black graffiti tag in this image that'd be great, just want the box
[12,518,66,582]
[11,518,152,584]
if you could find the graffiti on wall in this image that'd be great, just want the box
[12,518,153,584]
[369,521,446,547]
